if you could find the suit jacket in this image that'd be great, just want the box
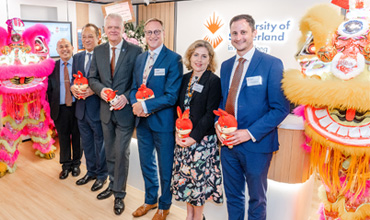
[47,59,63,121]
[177,70,221,143]
[219,49,289,153]
[129,46,183,132]
[89,40,142,126]
[72,51,101,122]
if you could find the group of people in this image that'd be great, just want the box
[46,12,289,220]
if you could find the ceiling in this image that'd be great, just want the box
[68,0,190,4]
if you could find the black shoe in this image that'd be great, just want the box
[71,167,81,177]
[203,214,206,220]
[97,187,113,200]
[91,179,107,191]
[76,174,96,185]
[59,169,70,180]
[114,198,125,215]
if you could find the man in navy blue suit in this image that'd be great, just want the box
[129,18,182,220]
[216,14,289,220]
[71,23,108,192]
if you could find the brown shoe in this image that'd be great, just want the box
[152,209,170,220]
[132,203,158,217]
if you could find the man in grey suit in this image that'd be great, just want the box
[89,13,142,215]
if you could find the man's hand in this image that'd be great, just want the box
[175,135,196,148]
[224,129,251,146]
[132,102,150,117]
[78,87,95,99]
[100,88,111,102]
[111,95,128,110]
[70,85,80,99]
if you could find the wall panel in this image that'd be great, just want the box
[138,2,175,50]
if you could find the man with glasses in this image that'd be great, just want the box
[71,23,108,193]
[89,13,142,215]
[130,18,183,220]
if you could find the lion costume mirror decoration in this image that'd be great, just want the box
[282,0,370,219]
[0,18,56,177]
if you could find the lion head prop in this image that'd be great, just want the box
[282,1,370,219]
[0,18,56,177]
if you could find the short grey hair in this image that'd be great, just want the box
[104,13,124,27]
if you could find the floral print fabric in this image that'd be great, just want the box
[171,135,223,206]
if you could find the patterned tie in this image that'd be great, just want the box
[225,58,246,116]
[85,53,92,77]
[64,62,73,106]
[110,47,116,78]
[142,51,155,85]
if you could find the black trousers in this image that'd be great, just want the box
[54,103,82,170]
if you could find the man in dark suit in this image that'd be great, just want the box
[216,14,289,220]
[47,38,81,180]
[71,23,108,192]
[129,18,183,220]
[89,13,142,216]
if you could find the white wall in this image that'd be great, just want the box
[8,0,68,21]
[176,0,340,73]
[0,0,135,53]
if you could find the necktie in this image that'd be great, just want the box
[111,47,116,78]
[85,53,92,77]
[64,62,73,106]
[225,58,246,116]
[142,51,155,85]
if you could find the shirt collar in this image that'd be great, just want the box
[86,50,94,55]
[109,39,123,50]
[235,46,255,63]
[61,57,73,66]
[149,44,163,57]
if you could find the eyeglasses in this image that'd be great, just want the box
[145,29,162,36]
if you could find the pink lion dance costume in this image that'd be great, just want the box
[0,18,56,177]
[283,1,370,219]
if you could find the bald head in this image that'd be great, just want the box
[56,38,73,62]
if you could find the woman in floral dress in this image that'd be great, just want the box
[171,40,223,220]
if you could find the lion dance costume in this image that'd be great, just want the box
[0,18,56,177]
[282,1,370,219]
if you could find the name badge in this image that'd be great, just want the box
[192,83,204,93]
[246,75,262,86]
[154,68,165,76]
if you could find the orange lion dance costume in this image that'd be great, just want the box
[0,18,56,177]
[282,1,370,219]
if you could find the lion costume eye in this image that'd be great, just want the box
[306,43,316,54]
[34,36,48,54]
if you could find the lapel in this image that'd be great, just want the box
[240,50,262,90]
[191,70,210,102]
[146,46,167,83]
[54,59,61,97]
[138,51,149,84]
[224,56,236,101]
[56,59,61,84]
[113,39,128,78]
[102,43,111,80]
[80,51,86,76]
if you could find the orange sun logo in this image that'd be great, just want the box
[204,12,224,49]
[204,12,224,34]
[204,35,223,49]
